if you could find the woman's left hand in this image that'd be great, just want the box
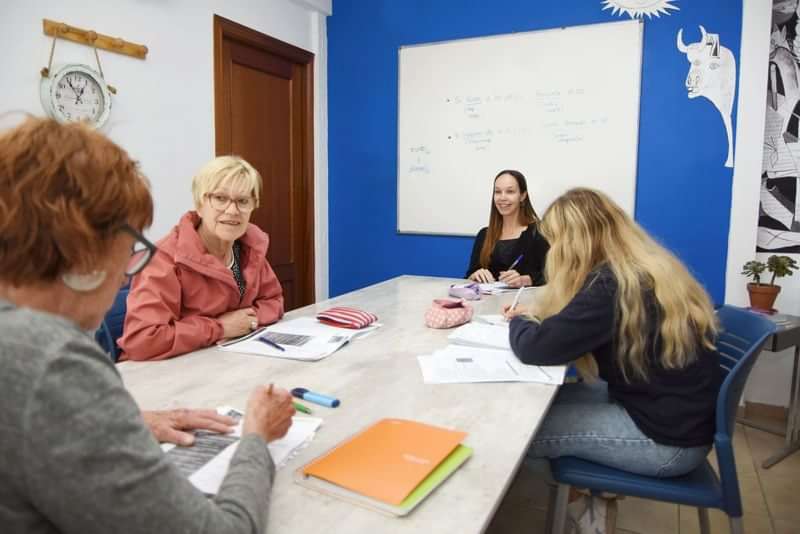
[498,270,531,288]
[142,409,237,446]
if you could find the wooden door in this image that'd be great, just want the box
[214,15,315,311]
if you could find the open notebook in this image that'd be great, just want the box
[296,418,472,516]
[163,407,322,495]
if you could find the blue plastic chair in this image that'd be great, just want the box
[545,305,776,534]
[95,284,130,362]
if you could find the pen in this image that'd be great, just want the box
[256,335,285,352]
[507,254,523,272]
[291,387,341,408]
[293,401,313,414]
[510,286,525,311]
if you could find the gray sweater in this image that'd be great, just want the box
[0,299,275,534]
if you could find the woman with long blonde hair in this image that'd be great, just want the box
[505,188,721,531]
[466,170,549,287]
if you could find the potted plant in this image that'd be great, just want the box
[741,255,799,311]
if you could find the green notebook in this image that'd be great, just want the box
[295,444,473,516]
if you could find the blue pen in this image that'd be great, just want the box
[256,335,285,352]
[508,254,523,271]
[291,388,340,408]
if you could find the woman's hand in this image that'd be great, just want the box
[468,268,495,283]
[498,270,531,288]
[502,304,529,321]
[218,307,257,338]
[142,409,237,446]
[242,385,295,443]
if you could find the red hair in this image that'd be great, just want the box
[0,117,153,285]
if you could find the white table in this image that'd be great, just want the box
[119,275,557,533]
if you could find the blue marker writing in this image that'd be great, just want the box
[291,388,340,408]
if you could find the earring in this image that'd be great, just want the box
[62,271,107,292]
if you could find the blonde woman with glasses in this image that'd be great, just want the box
[504,188,721,532]
[120,156,284,361]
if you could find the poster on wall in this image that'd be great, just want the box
[758,0,800,253]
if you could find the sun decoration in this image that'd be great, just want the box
[601,0,679,19]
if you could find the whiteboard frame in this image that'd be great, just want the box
[395,19,644,236]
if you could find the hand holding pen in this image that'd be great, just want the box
[499,254,529,287]
[242,383,295,443]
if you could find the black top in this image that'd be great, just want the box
[230,240,246,300]
[465,223,549,285]
[509,266,721,447]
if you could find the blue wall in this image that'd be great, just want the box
[328,0,741,302]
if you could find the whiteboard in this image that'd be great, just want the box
[397,20,643,236]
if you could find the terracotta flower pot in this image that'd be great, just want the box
[747,283,781,312]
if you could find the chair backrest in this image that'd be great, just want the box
[95,284,130,362]
[713,305,776,517]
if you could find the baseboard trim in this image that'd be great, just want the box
[743,401,788,423]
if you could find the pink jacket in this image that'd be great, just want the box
[119,211,284,361]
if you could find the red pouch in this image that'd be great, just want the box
[316,306,378,329]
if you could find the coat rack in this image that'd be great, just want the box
[42,19,148,60]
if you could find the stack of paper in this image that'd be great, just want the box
[219,316,380,361]
[477,281,515,294]
[417,345,565,385]
[448,321,511,350]
[296,418,472,516]
[163,407,322,495]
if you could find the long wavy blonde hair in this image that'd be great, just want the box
[532,188,718,382]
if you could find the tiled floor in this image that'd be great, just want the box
[485,420,800,534]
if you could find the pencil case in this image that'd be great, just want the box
[316,306,378,329]
[425,298,473,329]
[448,282,481,301]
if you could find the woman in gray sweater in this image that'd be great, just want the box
[0,117,294,534]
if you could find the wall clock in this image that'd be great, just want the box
[40,63,112,128]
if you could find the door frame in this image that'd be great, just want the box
[213,14,316,306]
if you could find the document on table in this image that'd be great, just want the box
[478,281,515,294]
[473,314,507,326]
[219,316,381,361]
[448,322,511,350]
[417,345,565,385]
[162,407,323,495]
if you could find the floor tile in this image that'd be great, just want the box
[773,518,798,534]
[615,496,678,534]
[677,505,773,534]
[745,425,800,474]
[485,499,548,534]
[757,470,800,522]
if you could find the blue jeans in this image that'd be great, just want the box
[527,381,711,478]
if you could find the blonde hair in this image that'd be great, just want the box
[533,188,718,382]
[191,155,262,209]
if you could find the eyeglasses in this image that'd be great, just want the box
[121,224,156,276]
[205,193,256,213]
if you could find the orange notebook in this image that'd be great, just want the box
[301,418,467,506]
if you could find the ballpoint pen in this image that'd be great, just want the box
[510,286,525,311]
[507,254,523,272]
[256,335,285,352]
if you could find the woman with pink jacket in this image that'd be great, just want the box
[119,156,284,361]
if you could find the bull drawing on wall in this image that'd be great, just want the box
[677,26,737,168]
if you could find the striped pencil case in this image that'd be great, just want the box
[316,306,378,329]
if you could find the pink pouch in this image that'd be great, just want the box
[424,298,473,329]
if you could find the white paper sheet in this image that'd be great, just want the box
[163,407,323,495]
[417,345,565,385]
[477,281,515,294]
[448,322,511,350]
[218,316,380,361]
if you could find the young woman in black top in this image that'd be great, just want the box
[505,188,720,531]
[465,170,549,287]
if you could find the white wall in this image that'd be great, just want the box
[0,0,331,300]
[727,0,795,407]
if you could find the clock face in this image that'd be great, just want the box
[53,71,105,123]
[41,64,112,128]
